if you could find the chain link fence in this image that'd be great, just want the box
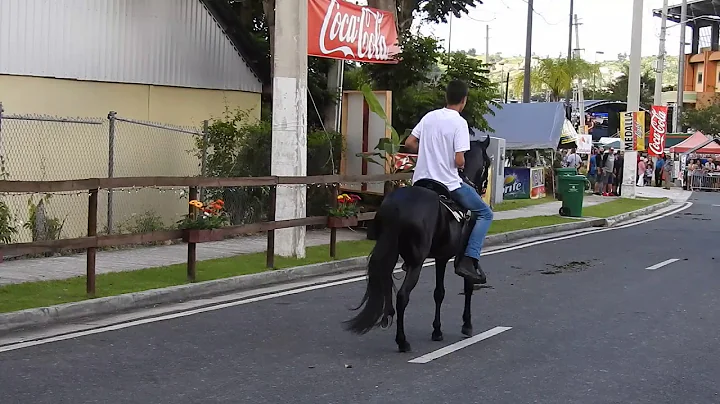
[0,102,206,243]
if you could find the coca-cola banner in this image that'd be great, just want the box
[648,105,668,157]
[308,0,400,63]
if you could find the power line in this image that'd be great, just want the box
[513,0,561,26]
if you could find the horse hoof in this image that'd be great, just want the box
[431,332,444,342]
[461,325,473,337]
[397,342,412,353]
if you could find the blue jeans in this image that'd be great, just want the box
[450,182,494,260]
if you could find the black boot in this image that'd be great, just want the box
[455,256,487,284]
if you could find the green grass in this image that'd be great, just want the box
[488,215,577,234]
[0,215,579,314]
[581,197,668,218]
[0,240,374,314]
[493,196,555,212]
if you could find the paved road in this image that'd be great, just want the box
[1,193,718,404]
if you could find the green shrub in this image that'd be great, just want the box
[117,210,167,234]
[197,109,342,226]
[0,201,17,244]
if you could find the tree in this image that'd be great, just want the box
[368,0,485,35]
[467,48,477,56]
[602,65,655,109]
[512,57,599,102]
[346,33,497,136]
[682,95,720,137]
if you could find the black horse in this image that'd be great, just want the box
[345,135,492,352]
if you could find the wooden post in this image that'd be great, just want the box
[86,189,99,297]
[266,185,276,269]
[187,186,198,282]
[329,183,338,259]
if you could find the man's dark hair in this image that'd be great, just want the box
[446,80,469,105]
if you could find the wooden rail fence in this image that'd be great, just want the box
[0,173,411,296]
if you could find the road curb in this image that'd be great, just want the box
[0,199,671,333]
[603,198,673,226]
[0,257,369,333]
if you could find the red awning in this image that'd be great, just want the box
[669,131,720,154]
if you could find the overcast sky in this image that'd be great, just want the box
[416,0,690,61]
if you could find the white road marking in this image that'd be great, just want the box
[712,204,720,207]
[646,258,680,270]
[408,326,512,364]
[0,201,693,354]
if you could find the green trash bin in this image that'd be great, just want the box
[558,175,587,217]
[554,167,578,201]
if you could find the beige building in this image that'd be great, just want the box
[0,0,264,242]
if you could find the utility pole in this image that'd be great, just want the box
[623,0,643,199]
[485,25,490,64]
[522,0,534,103]
[674,0,688,133]
[654,0,669,105]
[447,13,453,63]
[651,0,669,186]
[574,15,585,134]
[565,0,574,112]
[271,0,308,257]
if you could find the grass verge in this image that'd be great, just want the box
[581,197,668,218]
[493,196,555,212]
[0,215,578,314]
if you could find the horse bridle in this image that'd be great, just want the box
[458,169,478,190]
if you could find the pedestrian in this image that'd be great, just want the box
[637,157,646,187]
[601,148,616,196]
[588,148,598,192]
[564,148,582,170]
[663,154,673,190]
[655,156,665,187]
[614,151,624,196]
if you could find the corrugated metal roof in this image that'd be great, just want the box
[0,0,262,93]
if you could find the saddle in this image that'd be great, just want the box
[413,179,472,223]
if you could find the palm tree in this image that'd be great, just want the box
[512,57,599,102]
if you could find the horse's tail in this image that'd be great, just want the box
[344,204,399,335]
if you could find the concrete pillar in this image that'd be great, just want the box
[271,0,308,257]
[623,0,643,199]
[711,22,719,51]
[692,24,700,54]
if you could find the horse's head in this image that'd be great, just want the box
[463,131,491,193]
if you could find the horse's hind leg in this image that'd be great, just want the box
[432,259,448,342]
[395,266,422,353]
[461,278,474,337]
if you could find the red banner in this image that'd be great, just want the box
[648,105,668,156]
[308,0,400,63]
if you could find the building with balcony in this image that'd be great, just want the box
[655,1,720,109]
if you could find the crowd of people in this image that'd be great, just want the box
[685,156,720,191]
[562,147,675,196]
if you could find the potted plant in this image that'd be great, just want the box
[327,193,361,228]
[177,199,229,243]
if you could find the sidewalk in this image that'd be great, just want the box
[494,194,607,220]
[0,187,684,286]
[0,229,366,286]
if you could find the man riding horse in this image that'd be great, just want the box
[404,79,494,284]
[345,80,494,352]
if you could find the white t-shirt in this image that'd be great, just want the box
[410,108,470,192]
[565,153,581,168]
